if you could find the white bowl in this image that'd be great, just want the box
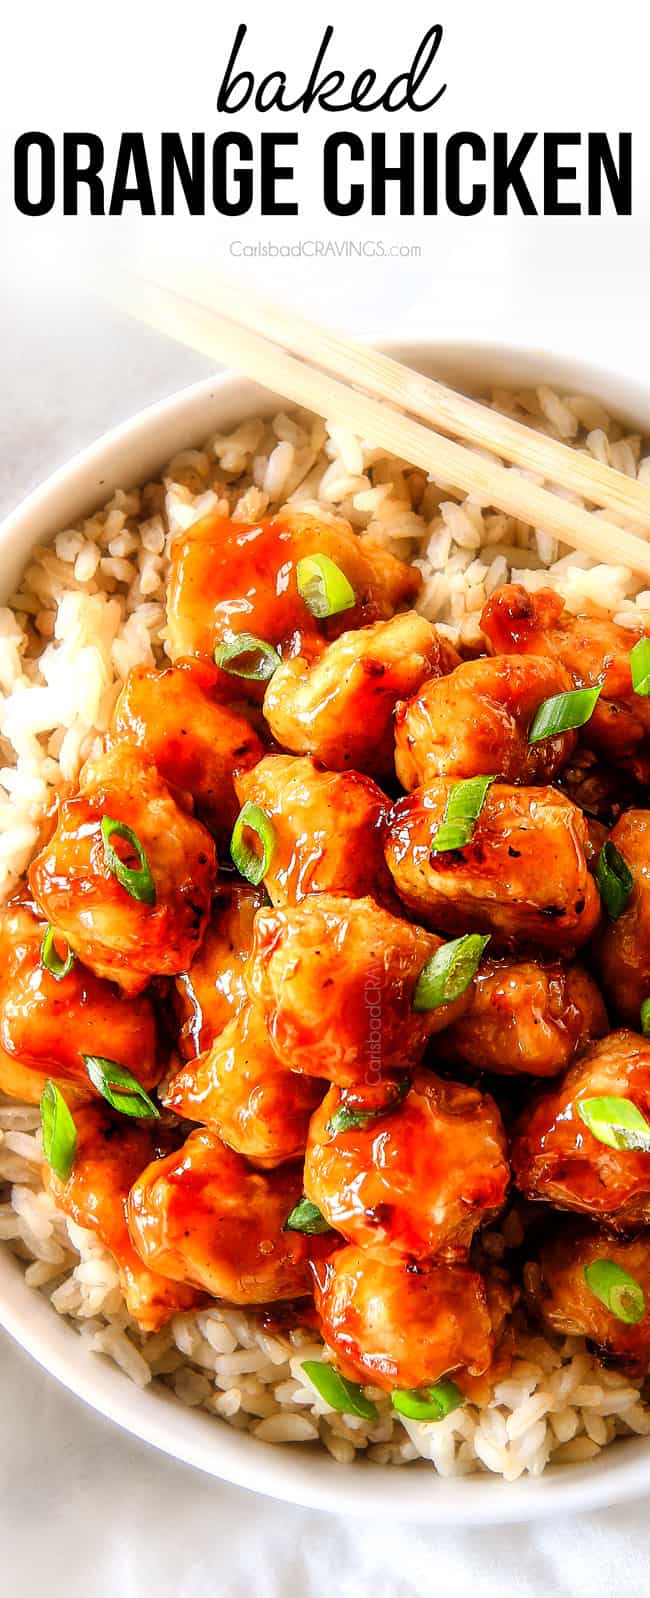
[2,338,650,1523]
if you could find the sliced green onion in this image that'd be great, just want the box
[430,775,496,855]
[284,1197,333,1235]
[301,1361,378,1420]
[40,925,75,981]
[214,633,281,682]
[584,1259,646,1325]
[40,1079,77,1182]
[296,554,355,620]
[413,933,490,1013]
[578,1095,650,1154]
[630,636,650,696]
[327,1079,409,1136]
[83,1055,160,1119]
[528,685,602,744]
[640,998,650,1037]
[230,801,276,885]
[391,1379,464,1422]
[101,817,156,906]
[596,840,633,922]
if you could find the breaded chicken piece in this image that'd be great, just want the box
[172,883,264,1059]
[29,746,216,996]
[594,810,650,1027]
[526,1221,650,1378]
[438,955,608,1077]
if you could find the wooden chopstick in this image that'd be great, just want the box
[103,270,650,582]
[182,272,650,537]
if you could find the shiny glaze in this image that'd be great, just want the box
[110,658,263,846]
[167,508,420,669]
[29,745,217,995]
[384,778,600,953]
[595,810,650,1026]
[394,653,576,791]
[244,892,469,1084]
[304,1070,509,1259]
[481,583,650,783]
[311,1244,506,1390]
[163,1002,324,1168]
[234,754,394,907]
[127,1127,334,1304]
[512,1030,650,1226]
[263,611,459,777]
[0,902,160,1094]
[438,955,608,1077]
[45,1105,200,1331]
[172,882,264,1059]
[527,1221,650,1378]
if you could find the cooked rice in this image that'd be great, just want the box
[2,385,650,1479]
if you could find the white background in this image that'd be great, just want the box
[2,1,650,1591]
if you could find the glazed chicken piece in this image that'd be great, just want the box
[45,1105,200,1331]
[526,1221,650,1378]
[167,507,420,667]
[512,1030,650,1227]
[0,904,161,1103]
[29,745,217,996]
[481,584,650,784]
[128,1127,332,1303]
[172,882,264,1059]
[312,1245,509,1392]
[110,658,263,848]
[263,612,460,777]
[163,1003,323,1168]
[438,955,608,1077]
[304,1070,508,1260]
[234,754,394,907]
[595,811,650,1027]
[394,654,576,792]
[384,778,600,953]
[244,893,469,1085]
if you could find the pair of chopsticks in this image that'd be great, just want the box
[102,266,650,581]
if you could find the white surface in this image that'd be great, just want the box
[2,292,650,1593]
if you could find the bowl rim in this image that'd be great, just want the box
[2,334,650,1523]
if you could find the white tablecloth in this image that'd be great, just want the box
[3,253,650,1597]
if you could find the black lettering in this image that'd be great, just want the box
[216,23,253,113]
[161,133,205,215]
[494,131,538,216]
[212,132,253,216]
[446,132,486,216]
[423,131,438,215]
[350,68,378,109]
[371,132,415,216]
[588,132,632,215]
[14,132,55,216]
[544,133,581,216]
[260,133,298,215]
[323,132,364,216]
[109,133,155,215]
[62,133,105,215]
[385,24,446,112]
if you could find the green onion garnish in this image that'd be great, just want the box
[40,1079,77,1182]
[578,1095,650,1154]
[230,800,276,885]
[214,633,281,682]
[630,636,650,697]
[528,685,602,744]
[596,840,633,922]
[296,554,355,620]
[430,775,496,855]
[327,1080,409,1136]
[101,817,156,906]
[584,1259,646,1325]
[40,925,75,981]
[391,1379,464,1422]
[283,1198,333,1235]
[641,998,650,1037]
[83,1055,160,1119]
[413,933,490,1013]
[301,1361,379,1420]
